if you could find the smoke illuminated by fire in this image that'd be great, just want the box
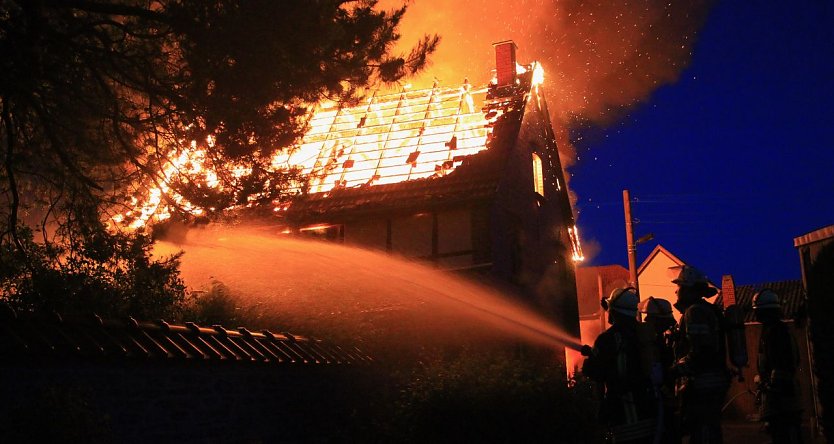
[379,0,712,165]
[375,0,711,262]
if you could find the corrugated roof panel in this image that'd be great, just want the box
[0,309,370,365]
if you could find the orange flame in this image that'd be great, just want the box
[114,70,535,229]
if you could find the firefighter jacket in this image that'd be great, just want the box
[583,319,656,438]
[757,320,802,420]
[656,327,677,397]
[673,299,730,392]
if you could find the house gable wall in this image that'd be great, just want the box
[637,248,684,320]
[489,86,579,337]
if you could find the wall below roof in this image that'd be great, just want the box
[0,358,366,443]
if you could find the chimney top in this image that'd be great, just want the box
[493,40,518,87]
[721,274,736,308]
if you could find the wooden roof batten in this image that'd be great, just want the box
[285,65,540,221]
[285,79,496,196]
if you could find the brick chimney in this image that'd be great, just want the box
[721,274,736,308]
[493,40,517,87]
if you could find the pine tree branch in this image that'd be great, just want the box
[1,96,26,256]
[40,0,167,22]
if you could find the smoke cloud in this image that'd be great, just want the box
[380,0,713,165]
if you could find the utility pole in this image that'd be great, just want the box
[623,189,638,293]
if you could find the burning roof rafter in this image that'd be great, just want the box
[274,82,491,195]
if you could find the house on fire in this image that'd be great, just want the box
[277,41,583,340]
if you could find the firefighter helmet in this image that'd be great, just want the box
[671,265,710,287]
[752,289,781,310]
[602,287,639,317]
[639,296,674,319]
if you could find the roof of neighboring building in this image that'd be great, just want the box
[284,68,538,221]
[575,265,630,316]
[637,244,719,289]
[0,306,370,365]
[715,279,805,323]
[794,224,834,248]
[637,244,684,276]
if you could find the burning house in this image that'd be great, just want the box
[119,42,583,360]
[279,41,582,341]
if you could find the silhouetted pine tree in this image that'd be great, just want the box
[0,1,437,316]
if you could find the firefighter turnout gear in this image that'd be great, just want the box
[671,265,710,288]
[672,268,728,444]
[642,297,679,444]
[603,287,640,319]
[584,288,656,443]
[639,297,674,321]
[754,290,803,444]
[753,289,781,310]
[723,304,749,381]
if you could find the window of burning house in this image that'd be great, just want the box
[391,213,433,258]
[299,224,344,242]
[344,218,388,251]
[532,152,545,197]
[437,208,473,268]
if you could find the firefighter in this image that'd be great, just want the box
[640,297,676,371]
[582,287,656,443]
[670,265,728,444]
[753,289,803,444]
[640,297,679,443]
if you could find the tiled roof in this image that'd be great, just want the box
[0,306,370,365]
[716,279,805,323]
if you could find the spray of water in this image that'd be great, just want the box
[156,224,582,354]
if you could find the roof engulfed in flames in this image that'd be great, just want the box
[114,61,583,263]
[273,83,491,194]
[117,73,513,229]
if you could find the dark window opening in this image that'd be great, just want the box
[299,224,344,243]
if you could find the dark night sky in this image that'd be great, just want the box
[570,1,834,286]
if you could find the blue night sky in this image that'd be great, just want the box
[569,1,834,286]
